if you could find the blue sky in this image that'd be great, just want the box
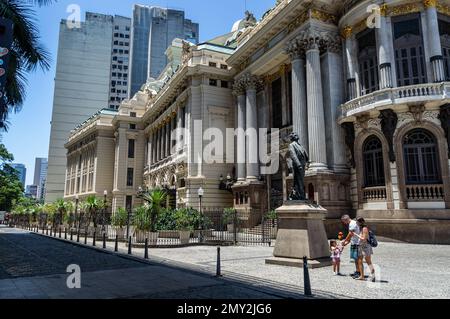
[2,0,275,186]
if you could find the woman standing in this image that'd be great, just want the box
[354,217,376,282]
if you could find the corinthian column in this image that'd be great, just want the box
[285,39,308,150]
[302,31,328,170]
[342,26,359,100]
[376,5,394,89]
[424,0,445,82]
[243,74,261,181]
[232,80,246,182]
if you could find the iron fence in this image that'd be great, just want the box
[11,208,278,247]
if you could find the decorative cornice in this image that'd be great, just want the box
[389,2,422,16]
[437,1,450,15]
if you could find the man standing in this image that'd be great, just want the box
[286,132,309,201]
[341,215,362,278]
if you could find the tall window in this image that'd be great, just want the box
[126,168,134,187]
[403,129,441,184]
[125,196,133,213]
[128,139,135,158]
[363,136,385,187]
[357,29,379,95]
[439,16,450,81]
[271,78,283,129]
[393,15,427,86]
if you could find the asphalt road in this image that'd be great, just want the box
[0,226,309,299]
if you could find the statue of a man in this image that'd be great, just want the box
[286,132,309,201]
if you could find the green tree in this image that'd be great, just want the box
[81,195,104,228]
[138,188,166,232]
[0,0,55,130]
[0,143,23,211]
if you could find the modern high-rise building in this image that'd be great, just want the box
[46,12,131,203]
[33,158,48,201]
[11,164,26,187]
[128,5,199,98]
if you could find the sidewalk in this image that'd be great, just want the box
[12,227,450,299]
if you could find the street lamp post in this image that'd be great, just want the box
[198,187,204,243]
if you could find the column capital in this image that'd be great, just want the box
[341,26,353,39]
[423,0,437,8]
[285,38,306,60]
[238,73,263,92]
[232,79,246,96]
[295,28,340,53]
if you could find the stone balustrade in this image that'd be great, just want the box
[340,82,450,118]
[405,184,445,201]
[362,186,387,201]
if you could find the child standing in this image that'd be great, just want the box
[330,240,343,275]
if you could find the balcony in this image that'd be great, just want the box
[362,186,387,202]
[405,184,445,201]
[340,82,450,119]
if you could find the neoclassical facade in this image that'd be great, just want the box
[65,0,450,243]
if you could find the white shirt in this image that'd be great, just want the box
[349,220,361,245]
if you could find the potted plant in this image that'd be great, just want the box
[223,208,236,233]
[174,209,194,245]
[133,205,151,243]
[137,188,166,245]
[81,195,104,236]
[111,207,127,239]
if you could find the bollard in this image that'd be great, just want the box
[54,227,57,237]
[64,229,67,240]
[46,227,48,235]
[103,233,106,249]
[144,238,148,259]
[70,230,73,241]
[216,246,222,277]
[59,227,61,238]
[114,235,118,252]
[84,231,87,245]
[93,232,96,246]
[303,256,312,296]
[77,230,80,243]
[128,236,132,255]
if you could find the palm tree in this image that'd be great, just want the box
[81,195,104,229]
[0,0,55,130]
[138,188,166,233]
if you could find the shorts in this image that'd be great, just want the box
[359,242,373,257]
[332,257,341,264]
[350,245,360,260]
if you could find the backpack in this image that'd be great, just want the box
[367,229,378,248]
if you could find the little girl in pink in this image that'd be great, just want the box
[330,240,343,275]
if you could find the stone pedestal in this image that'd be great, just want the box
[265,201,331,268]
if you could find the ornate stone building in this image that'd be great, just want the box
[65,0,450,243]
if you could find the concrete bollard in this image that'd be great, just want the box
[114,235,118,252]
[216,246,222,277]
[128,236,132,255]
[103,233,106,249]
[303,256,312,296]
[144,238,149,259]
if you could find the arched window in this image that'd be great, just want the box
[403,129,441,184]
[363,136,385,187]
